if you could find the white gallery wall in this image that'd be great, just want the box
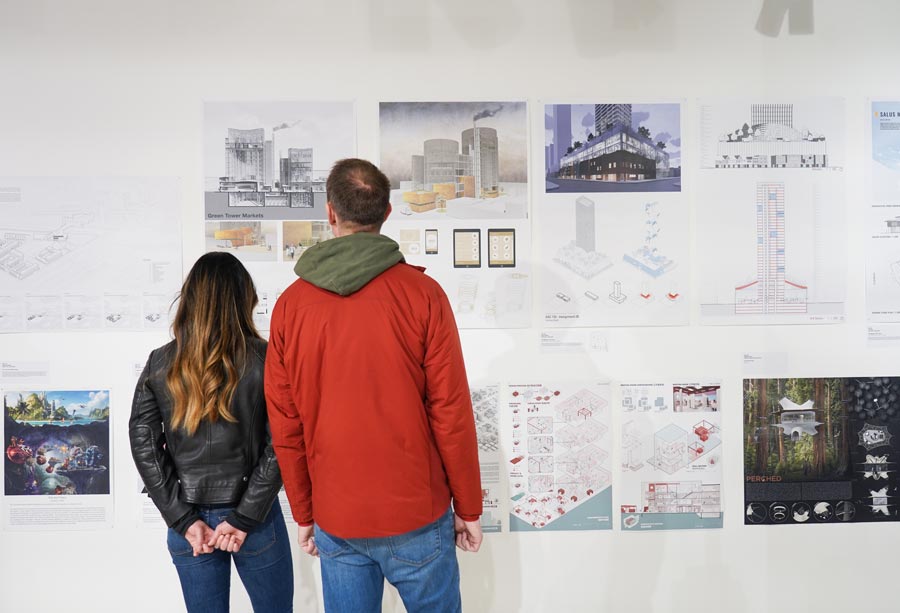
[1,1,898,611]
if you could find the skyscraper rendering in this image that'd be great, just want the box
[462,126,499,197]
[551,104,572,174]
[595,104,632,134]
[734,183,807,314]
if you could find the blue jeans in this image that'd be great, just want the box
[167,501,294,612]
[314,507,461,613]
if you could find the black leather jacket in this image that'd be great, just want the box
[129,337,281,531]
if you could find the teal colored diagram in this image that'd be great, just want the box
[510,487,612,532]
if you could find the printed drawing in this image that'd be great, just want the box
[5,391,110,496]
[545,103,682,193]
[380,101,528,220]
[508,385,612,531]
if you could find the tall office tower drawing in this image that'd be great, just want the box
[462,127,499,197]
[225,128,266,184]
[575,196,596,253]
[595,104,633,134]
[735,183,807,314]
[750,104,793,128]
[552,104,572,172]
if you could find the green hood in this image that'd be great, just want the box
[293,233,405,296]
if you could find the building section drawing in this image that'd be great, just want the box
[0,177,181,333]
[507,383,612,531]
[620,382,723,531]
[380,101,528,220]
[697,173,845,325]
[204,101,354,222]
[734,183,808,315]
[471,384,503,533]
[381,218,531,329]
[699,99,844,170]
[203,102,354,330]
[540,194,688,327]
[866,102,900,344]
[545,103,682,193]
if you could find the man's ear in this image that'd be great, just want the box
[384,203,393,222]
[326,202,338,225]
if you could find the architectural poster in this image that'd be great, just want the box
[744,377,900,525]
[866,101,900,344]
[541,103,687,327]
[506,382,612,531]
[0,177,181,333]
[696,99,847,325]
[203,101,355,329]
[620,382,723,531]
[471,384,503,533]
[3,389,113,530]
[379,101,531,328]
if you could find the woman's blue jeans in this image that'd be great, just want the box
[314,507,461,613]
[167,500,294,612]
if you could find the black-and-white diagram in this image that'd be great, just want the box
[0,177,181,333]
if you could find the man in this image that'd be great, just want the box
[265,158,482,613]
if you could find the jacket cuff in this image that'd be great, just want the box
[225,511,261,533]
[171,509,202,536]
[455,512,481,522]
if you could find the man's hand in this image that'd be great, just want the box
[453,514,483,552]
[207,520,248,553]
[184,520,215,557]
[298,524,318,557]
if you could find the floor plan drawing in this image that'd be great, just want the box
[620,381,723,531]
[0,177,181,333]
[540,194,687,327]
[507,383,612,531]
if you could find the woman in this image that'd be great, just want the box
[130,252,293,612]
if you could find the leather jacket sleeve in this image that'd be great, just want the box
[234,415,283,524]
[129,350,197,527]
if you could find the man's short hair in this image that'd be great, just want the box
[326,159,391,228]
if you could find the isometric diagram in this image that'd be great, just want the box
[620,381,723,530]
[0,177,182,333]
[622,202,676,277]
[508,383,612,531]
[470,384,504,533]
[540,194,688,328]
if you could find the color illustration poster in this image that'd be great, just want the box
[744,377,900,525]
[4,389,113,530]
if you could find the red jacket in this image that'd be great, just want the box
[265,234,481,538]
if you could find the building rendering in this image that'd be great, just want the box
[716,103,828,168]
[734,183,808,314]
[556,104,672,182]
[402,126,500,210]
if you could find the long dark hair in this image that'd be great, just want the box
[166,252,261,435]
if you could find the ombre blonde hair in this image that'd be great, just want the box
[166,252,261,435]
